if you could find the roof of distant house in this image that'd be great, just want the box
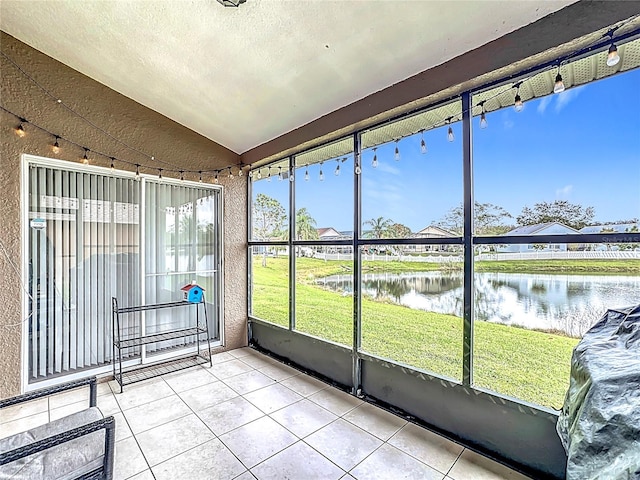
[412,225,456,237]
[504,222,580,235]
[580,223,640,234]
[317,227,342,237]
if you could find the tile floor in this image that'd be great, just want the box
[1,348,533,480]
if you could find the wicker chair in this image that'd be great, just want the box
[0,376,115,480]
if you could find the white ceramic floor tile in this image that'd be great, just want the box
[270,398,338,438]
[238,354,277,370]
[280,374,329,397]
[227,347,254,358]
[223,370,276,395]
[252,440,344,480]
[163,366,217,392]
[233,472,255,480]
[113,436,148,480]
[208,351,236,365]
[136,413,215,466]
[343,403,407,441]
[48,385,95,410]
[97,393,122,416]
[210,358,255,379]
[153,438,246,480]
[388,423,463,474]
[126,469,155,480]
[111,411,133,442]
[305,418,383,471]
[0,411,49,439]
[307,387,362,416]
[114,378,174,411]
[219,416,297,468]
[178,381,238,412]
[197,395,265,436]
[124,394,191,434]
[448,449,532,480]
[49,400,87,421]
[258,362,300,382]
[0,398,48,424]
[243,383,303,414]
[350,443,444,480]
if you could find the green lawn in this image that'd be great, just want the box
[249,256,638,408]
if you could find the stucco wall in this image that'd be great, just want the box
[0,32,247,398]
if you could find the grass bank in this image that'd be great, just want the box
[251,256,583,408]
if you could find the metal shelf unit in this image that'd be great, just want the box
[111,297,213,392]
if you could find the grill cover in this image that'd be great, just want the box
[557,305,640,480]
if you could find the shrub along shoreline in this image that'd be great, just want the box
[251,257,638,408]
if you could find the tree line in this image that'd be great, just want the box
[252,193,631,240]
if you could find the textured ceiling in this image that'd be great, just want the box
[0,0,577,153]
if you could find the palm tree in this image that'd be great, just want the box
[295,208,319,240]
[364,216,393,239]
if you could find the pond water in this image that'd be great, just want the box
[316,271,640,337]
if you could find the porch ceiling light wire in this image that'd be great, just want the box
[0,51,247,179]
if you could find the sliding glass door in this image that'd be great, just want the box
[25,157,222,386]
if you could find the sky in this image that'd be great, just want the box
[253,67,640,233]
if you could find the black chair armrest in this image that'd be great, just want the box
[0,415,115,479]
[0,377,98,409]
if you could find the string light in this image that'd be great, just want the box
[180,170,185,182]
[135,164,140,181]
[319,162,324,181]
[479,102,488,129]
[394,140,400,161]
[420,130,427,154]
[267,167,272,182]
[214,172,219,184]
[229,167,234,178]
[372,147,378,168]
[304,165,309,181]
[158,168,163,182]
[447,118,454,142]
[110,158,116,174]
[334,159,340,176]
[52,136,60,154]
[82,148,90,165]
[14,120,26,137]
[607,43,620,67]
[554,68,565,94]
[355,153,361,175]
[289,167,294,182]
[199,171,203,183]
[238,165,244,176]
[514,83,524,112]
[257,170,262,179]
[278,165,283,181]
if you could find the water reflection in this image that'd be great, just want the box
[318,272,640,337]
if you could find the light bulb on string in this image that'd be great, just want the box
[372,148,378,168]
[158,169,163,182]
[394,140,400,161]
[135,164,141,181]
[14,121,26,138]
[110,158,116,174]
[199,171,203,183]
[554,70,565,94]
[304,166,309,181]
[513,83,524,112]
[278,166,282,181]
[52,136,60,154]
[420,130,427,154]
[214,172,219,184]
[446,118,454,142]
[355,154,362,175]
[607,43,620,67]
[267,168,272,182]
[180,171,185,183]
[479,102,488,129]
[334,160,340,176]
[82,149,90,165]
[229,168,234,178]
[289,168,294,182]
[319,162,324,181]
[238,166,244,176]
[257,170,262,180]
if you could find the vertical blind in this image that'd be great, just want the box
[27,164,220,384]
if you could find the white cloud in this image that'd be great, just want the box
[537,96,552,114]
[556,184,573,197]
[555,85,586,113]
[375,162,401,176]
